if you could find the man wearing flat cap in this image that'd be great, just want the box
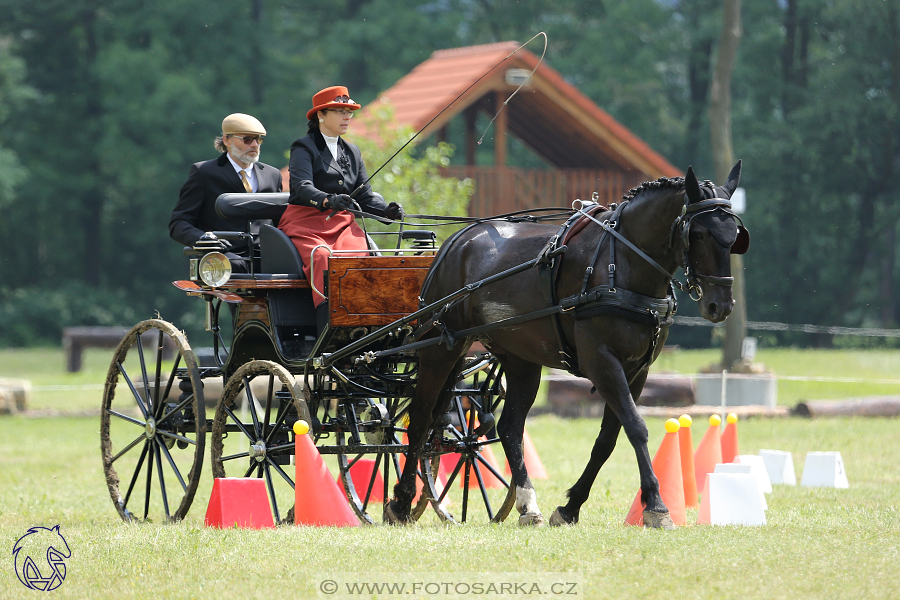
[169,113,283,269]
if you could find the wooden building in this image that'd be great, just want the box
[354,41,681,217]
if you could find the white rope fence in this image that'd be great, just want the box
[674,315,900,338]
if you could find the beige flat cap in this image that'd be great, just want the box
[222,113,266,136]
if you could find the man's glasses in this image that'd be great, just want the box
[230,135,265,144]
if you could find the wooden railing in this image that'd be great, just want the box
[443,166,649,218]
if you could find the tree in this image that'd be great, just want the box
[708,0,744,368]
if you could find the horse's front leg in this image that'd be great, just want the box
[550,402,621,526]
[578,347,673,529]
[494,353,545,526]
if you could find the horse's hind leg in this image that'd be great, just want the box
[494,352,545,526]
[549,403,621,526]
[386,341,469,524]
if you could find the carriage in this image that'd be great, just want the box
[101,162,747,528]
[100,191,514,525]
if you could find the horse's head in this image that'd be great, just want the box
[680,160,750,322]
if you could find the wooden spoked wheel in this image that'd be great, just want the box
[100,319,205,523]
[209,360,307,525]
[332,398,433,524]
[426,357,515,524]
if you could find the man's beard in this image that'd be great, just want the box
[230,147,260,165]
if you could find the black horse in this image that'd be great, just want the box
[387,162,747,528]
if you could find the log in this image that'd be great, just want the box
[793,397,900,418]
[546,371,695,418]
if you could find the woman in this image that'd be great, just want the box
[279,86,403,327]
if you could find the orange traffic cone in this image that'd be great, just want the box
[720,413,740,463]
[624,419,686,526]
[294,421,360,527]
[340,458,385,502]
[693,414,723,493]
[677,415,699,508]
[504,428,549,479]
[205,478,275,529]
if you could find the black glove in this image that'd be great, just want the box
[327,194,355,212]
[385,201,404,221]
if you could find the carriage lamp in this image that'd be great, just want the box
[198,252,232,287]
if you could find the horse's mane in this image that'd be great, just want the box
[621,176,685,202]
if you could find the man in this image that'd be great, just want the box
[169,113,283,270]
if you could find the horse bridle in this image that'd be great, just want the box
[668,195,747,300]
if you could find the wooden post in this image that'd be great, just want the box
[465,106,478,166]
[494,91,507,167]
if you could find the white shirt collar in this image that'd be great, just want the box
[226,153,252,175]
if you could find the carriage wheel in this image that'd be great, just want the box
[101,319,205,523]
[427,356,515,524]
[332,398,436,525]
[210,360,306,525]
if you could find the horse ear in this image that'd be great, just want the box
[722,159,742,196]
[685,166,702,204]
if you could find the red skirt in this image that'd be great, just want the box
[278,205,369,306]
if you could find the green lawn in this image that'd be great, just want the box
[1,414,898,599]
[1,347,899,599]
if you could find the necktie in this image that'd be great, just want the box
[239,170,252,193]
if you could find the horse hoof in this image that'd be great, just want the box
[643,510,675,530]
[549,506,578,527]
[383,501,412,526]
[518,512,545,527]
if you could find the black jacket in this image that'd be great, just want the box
[288,132,388,215]
[169,153,283,252]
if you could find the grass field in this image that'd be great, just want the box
[1,347,899,599]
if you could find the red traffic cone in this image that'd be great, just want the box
[340,458,385,502]
[678,415,699,508]
[694,414,723,493]
[504,427,548,479]
[294,421,360,527]
[624,419,686,526]
[205,478,275,529]
[720,413,740,463]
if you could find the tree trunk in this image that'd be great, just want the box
[709,0,743,370]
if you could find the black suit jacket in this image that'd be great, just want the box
[288,132,388,215]
[169,153,283,252]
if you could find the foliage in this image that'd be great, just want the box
[1,0,900,347]
[351,101,474,242]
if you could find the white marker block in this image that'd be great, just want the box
[800,451,849,488]
[738,455,773,494]
[698,473,767,526]
[715,463,767,510]
[759,449,796,485]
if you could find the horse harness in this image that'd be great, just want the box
[409,194,739,381]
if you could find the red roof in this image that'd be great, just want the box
[355,42,680,177]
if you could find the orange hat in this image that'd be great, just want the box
[306,86,361,120]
